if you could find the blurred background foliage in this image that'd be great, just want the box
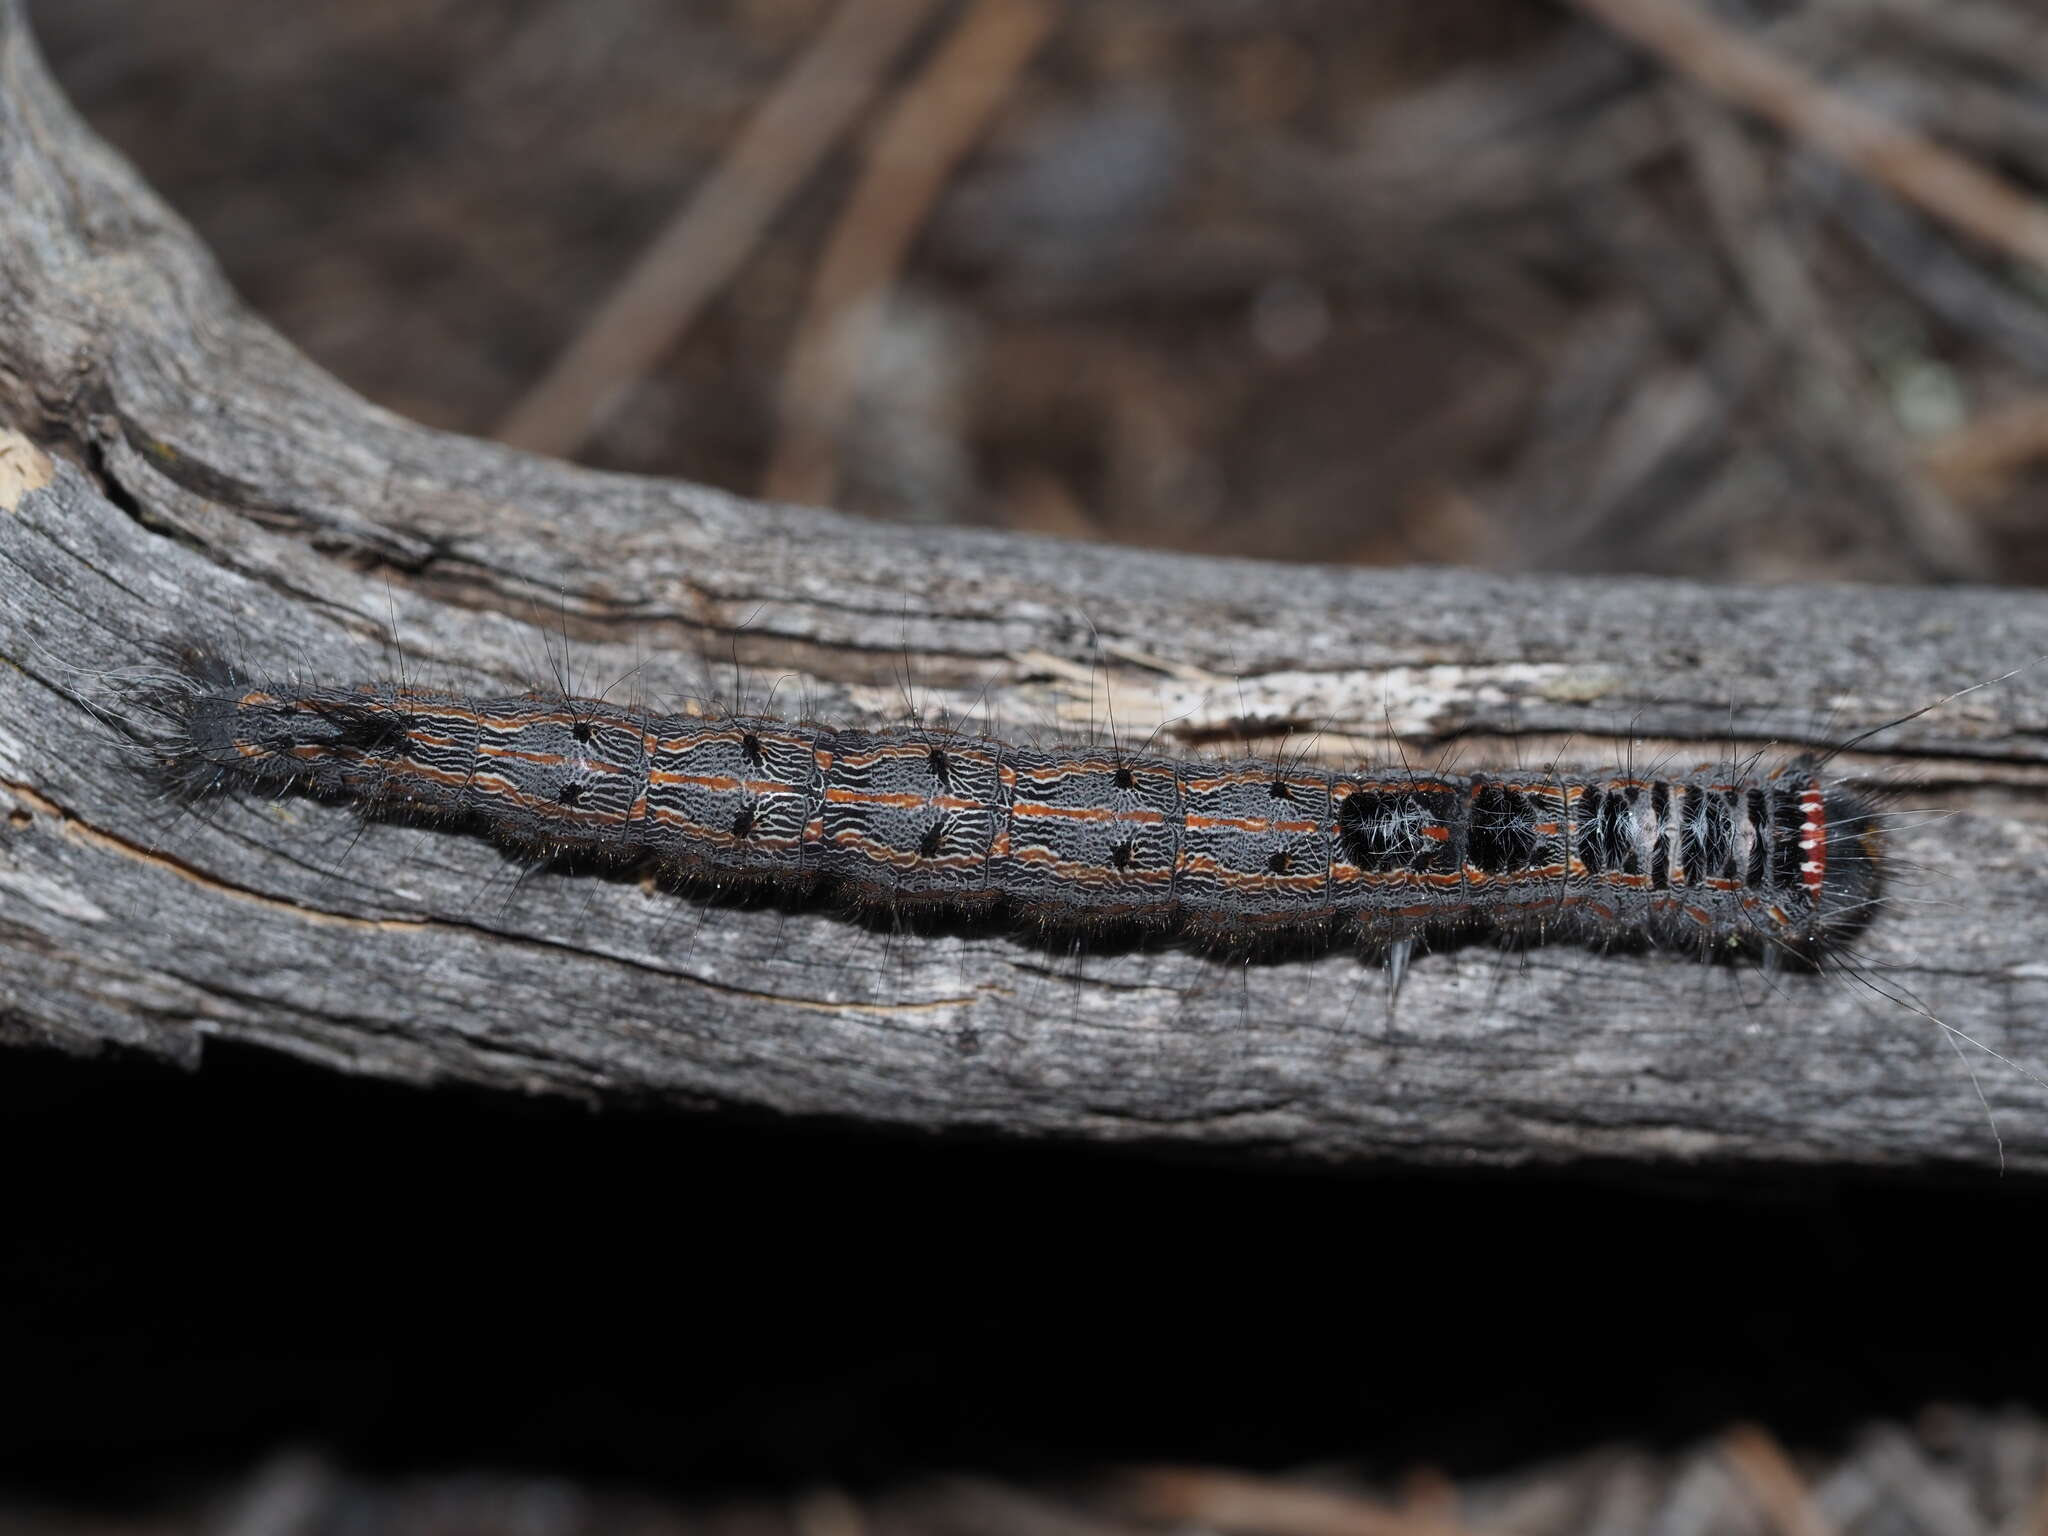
[30,0,2048,584]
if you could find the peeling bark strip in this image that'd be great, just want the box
[168,660,1882,963]
[5,0,2048,1169]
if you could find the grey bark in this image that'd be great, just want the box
[2,0,2046,1170]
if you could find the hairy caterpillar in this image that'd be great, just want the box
[138,648,1888,976]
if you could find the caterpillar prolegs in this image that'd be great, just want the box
[154,652,1885,969]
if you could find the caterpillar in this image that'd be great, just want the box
[142,649,1888,974]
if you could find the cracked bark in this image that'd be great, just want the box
[3,0,2047,1170]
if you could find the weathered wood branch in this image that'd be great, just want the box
[3,0,2046,1170]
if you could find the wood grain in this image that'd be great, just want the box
[2,0,2046,1169]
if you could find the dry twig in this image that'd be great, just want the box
[1720,1423,1839,1536]
[762,0,1057,507]
[1569,0,2048,273]
[493,0,944,458]
[1115,1467,1481,1536]
[1667,84,1990,580]
[1921,394,2048,500]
